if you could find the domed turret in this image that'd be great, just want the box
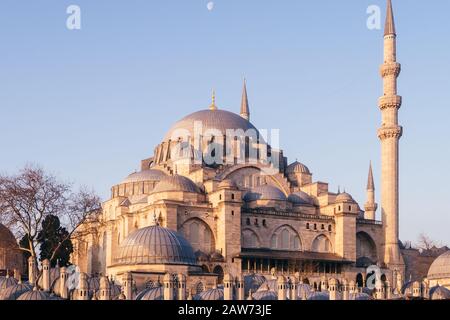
[335,192,355,203]
[286,161,310,174]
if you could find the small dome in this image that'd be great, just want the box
[218,179,238,189]
[0,276,18,290]
[428,250,450,280]
[335,192,355,203]
[244,274,267,295]
[286,161,311,174]
[349,292,372,300]
[429,285,450,300]
[288,191,314,205]
[136,286,163,300]
[121,169,167,184]
[0,282,31,300]
[252,287,278,301]
[152,175,201,194]
[114,225,197,266]
[296,283,311,299]
[244,185,287,202]
[194,287,224,300]
[307,291,330,300]
[17,288,52,301]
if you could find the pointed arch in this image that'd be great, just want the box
[311,234,333,253]
[270,224,302,251]
[242,228,261,248]
[180,218,215,254]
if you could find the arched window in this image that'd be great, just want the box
[243,230,259,248]
[293,236,301,250]
[306,223,310,229]
[195,282,204,294]
[271,234,277,248]
[328,225,332,232]
[312,235,332,253]
[246,218,251,226]
[190,222,199,244]
[281,229,290,249]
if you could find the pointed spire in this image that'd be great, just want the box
[384,0,396,36]
[367,162,375,191]
[240,78,250,121]
[209,89,217,111]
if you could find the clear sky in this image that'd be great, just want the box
[0,1,449,246]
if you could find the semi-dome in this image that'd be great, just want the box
[152,175,201,194]
[114,225,197,266]
[286,161,311,174]
[194,286,224,300]
[163,109,260,142]
[288,191,314,205]
[121,169,167,184]
[244,185,287,202]
[335,192,355,203]
[427,250,450,280]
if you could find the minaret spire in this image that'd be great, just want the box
[240,79,250,121]
[384,0,396,36]
[364,162,377,220]
[367,162,375,191]
[378,0,404,273]
[209,90,217,111]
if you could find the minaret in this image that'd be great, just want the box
[240,79,250,120]
[378,0,404,272]
[364,163,378,220]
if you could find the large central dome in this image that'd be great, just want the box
[164,109,260,141]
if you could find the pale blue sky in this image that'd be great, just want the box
[0,1,449,245]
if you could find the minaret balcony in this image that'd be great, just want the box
[377,126,403,140]
[380,62,401,77]
[378,95,402,110]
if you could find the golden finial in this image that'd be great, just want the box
[209,89,217,111]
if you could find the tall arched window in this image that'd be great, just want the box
[190,222,199,244]
[293,236,301,250]
[281,229,290,249]
[271,234,277,248]
[312,235,332,253]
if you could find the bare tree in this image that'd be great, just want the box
[416,233,441,251]
[0,165,101,268]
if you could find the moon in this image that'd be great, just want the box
[207,1,214,11]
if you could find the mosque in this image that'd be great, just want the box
[1,0,449,301]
